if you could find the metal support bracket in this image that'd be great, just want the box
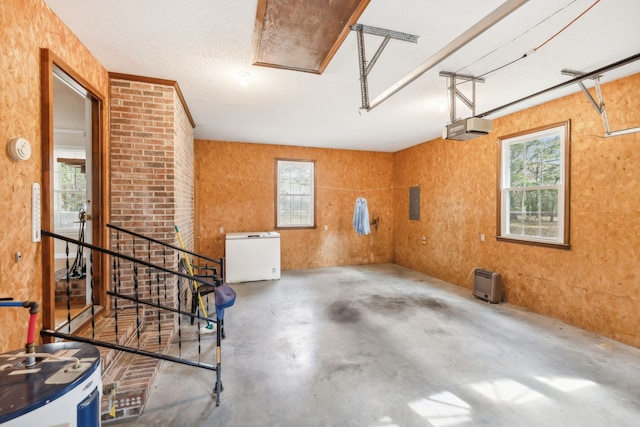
[561,69,610,133]
[439,71,485,124]
[562,68,640,138]
[351,24,419,110]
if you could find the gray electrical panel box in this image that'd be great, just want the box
[409,186,420,220]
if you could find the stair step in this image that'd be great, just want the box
[94,310,140,375]
[100,319,175,422]
[73,307,195,422]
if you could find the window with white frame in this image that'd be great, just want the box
[276,159,315,228]
[54,147,86,233]
[497,121,570,248]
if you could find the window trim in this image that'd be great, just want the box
[275,158,317,230]
[496,121,571,249]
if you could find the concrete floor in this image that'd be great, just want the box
[111,264,640,426]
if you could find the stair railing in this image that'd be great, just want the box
[40,228,227,406]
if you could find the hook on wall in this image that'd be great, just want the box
[371,217,379,231]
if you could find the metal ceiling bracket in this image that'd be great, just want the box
[351,24,419,110]
[562,67,640,138]
[561,69,611,134]
[439,72,485,124]
[477,52,640,119]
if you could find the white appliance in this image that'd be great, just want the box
[225,231,281,283]
[0,342,101,427]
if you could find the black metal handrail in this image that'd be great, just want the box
[42,229,214,288]
[106,223,224,278]
[41,228,227,406]
[41,329,216,371]
[105,290,215,324]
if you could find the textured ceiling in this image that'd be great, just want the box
[44,0,640,152]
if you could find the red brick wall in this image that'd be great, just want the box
[174,90,195,252]
[110,77,194,320]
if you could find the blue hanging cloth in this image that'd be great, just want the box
[352,197,370,236]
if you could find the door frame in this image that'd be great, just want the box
[40,49,108,337]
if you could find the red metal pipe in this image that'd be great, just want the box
[22,301,39,346]
[27,312,38,345]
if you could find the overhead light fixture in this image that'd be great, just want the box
[238,71,250,87]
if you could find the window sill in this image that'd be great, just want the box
[496,236,571,250]
[275,225,317,230]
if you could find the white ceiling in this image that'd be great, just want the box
[44,0,640,152]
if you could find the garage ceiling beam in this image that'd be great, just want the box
[366,0,529,111]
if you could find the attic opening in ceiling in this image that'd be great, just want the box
[252,0,370,73]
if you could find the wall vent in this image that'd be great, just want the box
[473,268,501,303]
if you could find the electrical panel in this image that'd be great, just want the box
[409,186,420,220]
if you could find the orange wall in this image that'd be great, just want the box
[194,141,394,269]
[393,73,640,348]
[0,0,109,352]
[1,0,638,355]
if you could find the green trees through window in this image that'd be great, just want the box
[54,155,86,231]
[499,122,570,247]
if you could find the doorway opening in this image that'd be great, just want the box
[52,66,93,328]
[41,49,106,334]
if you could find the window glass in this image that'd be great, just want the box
[276,159,315,228]
[498,122,569,247]
[54,147,86,232]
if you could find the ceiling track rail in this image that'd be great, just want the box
[365,0,529,111]
[477,52,640,138]
[439,71,485,124]
[561,68,640,138]
[351,24,419,110]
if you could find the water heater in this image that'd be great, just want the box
[0,342,101,426]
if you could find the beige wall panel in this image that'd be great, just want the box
[393,73,640,348]
[0,0,109,352]
[194,141,393,270]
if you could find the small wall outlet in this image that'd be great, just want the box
[323,225,328,231]
[219,227,224,234]
[421,236,427,245]
[480,234,485,242]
